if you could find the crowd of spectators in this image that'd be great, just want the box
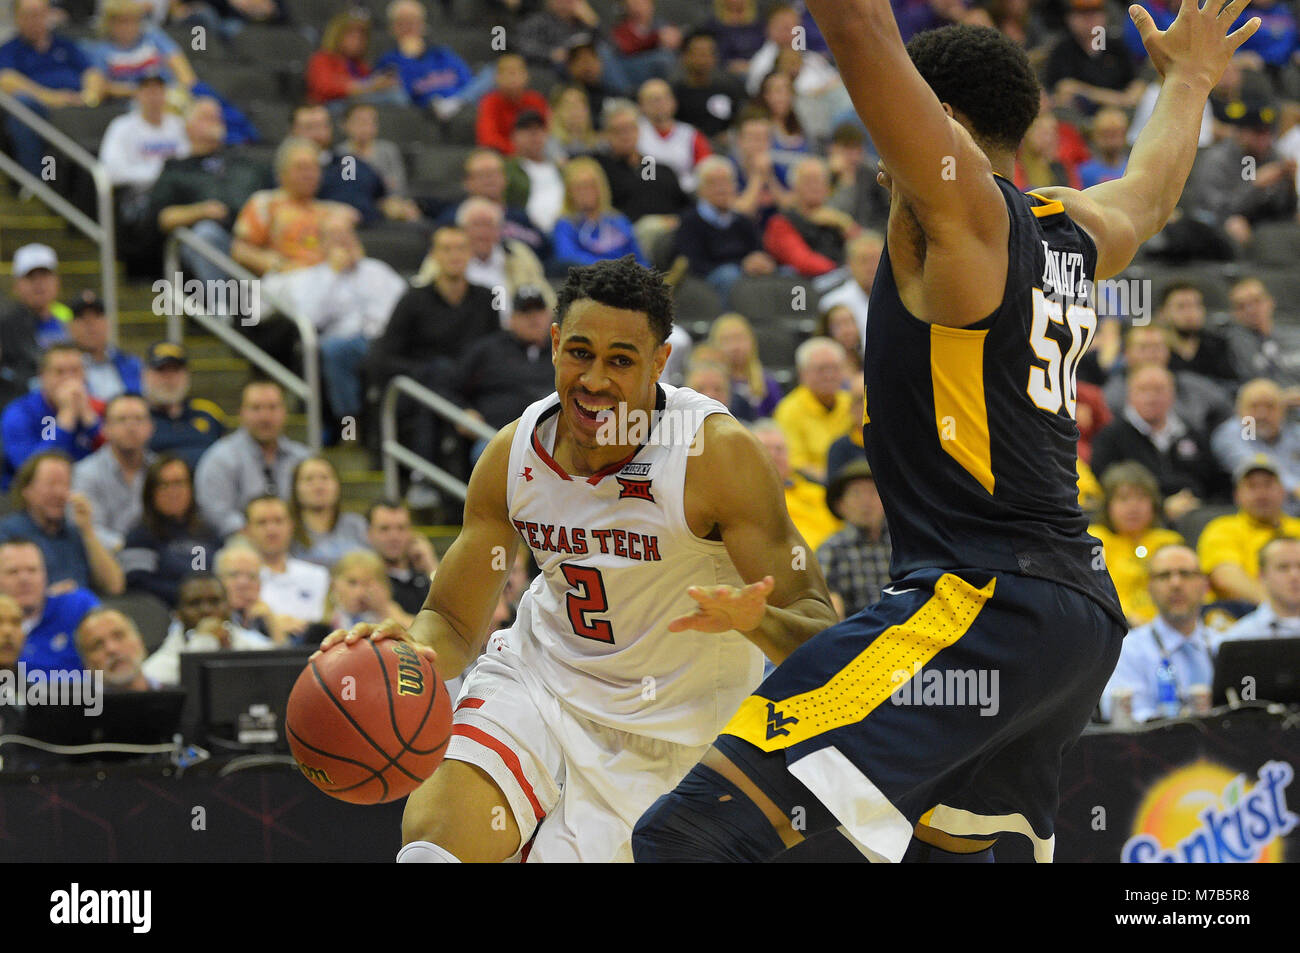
[1,0,1300,733]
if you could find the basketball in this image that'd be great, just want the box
[287,638,452,804]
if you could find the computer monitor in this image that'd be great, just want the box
[1213,638,1300,706]
[179,647,316,753]
[13,689,187,763]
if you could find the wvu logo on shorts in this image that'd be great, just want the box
[765,701,799,739]
[616,477,655,503]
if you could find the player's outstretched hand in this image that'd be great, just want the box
[1129,0,1261,89]
[311,619,438,667]
[669,576,776,635]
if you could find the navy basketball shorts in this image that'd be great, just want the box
[716,568,1124,862]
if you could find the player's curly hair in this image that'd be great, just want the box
[906,24,1041,155]
[555,255,675,344]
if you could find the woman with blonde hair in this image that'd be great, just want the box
[547,84,600,162]
[322,549,413,630]
[551,157,648,269]
[1089,462,1185,627]
[706,313,783,422]
[817,304,863,373]
[306,8,405,109]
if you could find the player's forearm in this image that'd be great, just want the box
[743,594,838,666]
[407,606,482,680]
[1099,72,1214,240]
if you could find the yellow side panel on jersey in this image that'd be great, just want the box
[1025,191,1065,218]
[930,324,994,494]
[721,573,996,752]
[862,384,870,425]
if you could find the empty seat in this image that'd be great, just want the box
[48,103,130,154]
[369,105,438,147]
[197,61,274,107]
[243,101,291,143]
[1247,221,1300,268]
[670,275,723,328]
[360,221,434,276]
[405,142,476,194]
[102,591,174,653]
[728,275,810,327]
[232,24,315,65]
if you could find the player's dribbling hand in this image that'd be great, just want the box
[312,620,438,667]
[668,576,776,635]
[1129,0,1261,89]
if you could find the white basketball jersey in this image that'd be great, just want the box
[504,384,765,745]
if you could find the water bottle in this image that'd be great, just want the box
[1155,657,1180,719]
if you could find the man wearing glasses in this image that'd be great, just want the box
[1100,544,1215,723]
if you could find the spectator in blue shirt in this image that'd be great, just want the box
[375,0,493,117]
[1214,536,1300,644]
[552,157,647,268]
[0,537,100,675]
[0,0,106,176]
[1077,107,1131,190]
[1228,0,1299,70]
[1,344,103,490]
[674,156,775,305]
[88,0,197,95]
[1101,544,1217,723]
[0,451,125,595]
[67,291,144,401]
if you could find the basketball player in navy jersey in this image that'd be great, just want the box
[633,0,1261,862]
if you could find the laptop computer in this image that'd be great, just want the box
[1213,638,1300,706]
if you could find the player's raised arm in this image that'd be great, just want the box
[675,415,838,665]
[1033,0,1261,278]
[804,0,1005,233]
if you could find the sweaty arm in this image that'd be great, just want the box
[804,0,1007,327]
[407,422,520,680]
[1033,0,1261,278]
[686,415,838,665]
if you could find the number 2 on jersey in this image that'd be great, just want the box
[561,564,614,643]
[1027,287,1097,419]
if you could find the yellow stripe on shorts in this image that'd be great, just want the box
[722,573,996,752]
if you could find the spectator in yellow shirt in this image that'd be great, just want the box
[750,418,840,551]
[773,336,852,484]
[1198,455,1300,603]
[1089,461,1184,627]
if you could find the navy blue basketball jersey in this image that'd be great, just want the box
[862,173,1124,624]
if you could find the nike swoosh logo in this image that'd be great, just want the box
[881,586,918,596]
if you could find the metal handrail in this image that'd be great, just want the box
[163,227,322,450]
[0,89,118,341]
[381,375,497,502]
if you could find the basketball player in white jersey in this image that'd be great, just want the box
[317,255,839,862]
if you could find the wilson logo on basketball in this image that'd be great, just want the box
[298,763,334,786]
[392,640,426,697]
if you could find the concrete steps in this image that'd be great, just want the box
[1,190,399,523]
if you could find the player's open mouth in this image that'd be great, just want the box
[573,396,616,423]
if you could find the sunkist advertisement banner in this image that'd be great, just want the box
[1121,760,1296,862]
[994,708,1300,862]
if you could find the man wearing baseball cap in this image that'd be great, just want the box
[141,342,227,470]
[0,243,70,397]
[67,290,144,401]
[452,284,556,464]
[815,460,891,618]
[1198,454,1300,604]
